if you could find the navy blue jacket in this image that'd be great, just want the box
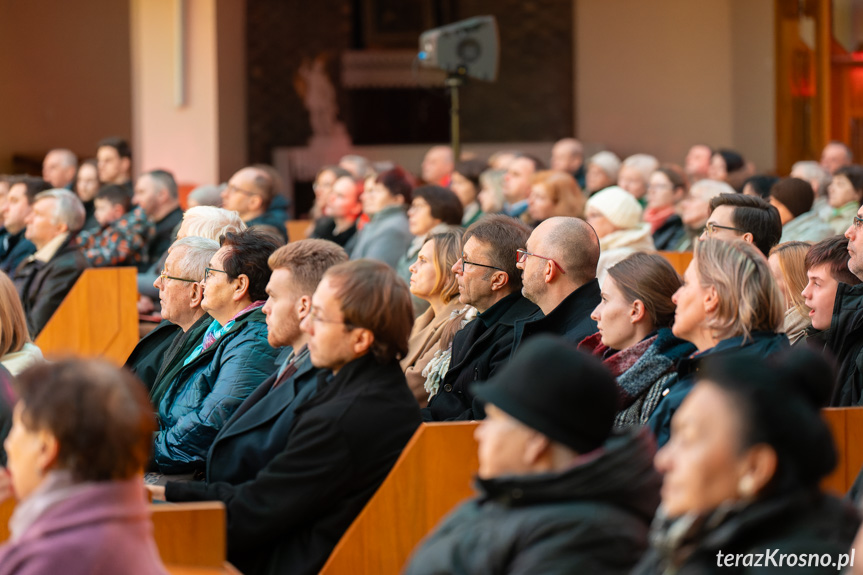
[0,229,35,275]
[648,331,789,447]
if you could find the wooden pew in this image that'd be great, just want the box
[658,251,693,276]
[822,407,863,495]
[286,219,311,243]
[0,497,238,574]
[319,422,479,575]
[34,267,139,365]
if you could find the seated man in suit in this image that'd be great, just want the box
[151,259,422,575]
[12,189,89,338]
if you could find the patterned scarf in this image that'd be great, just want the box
[184,300,266,366]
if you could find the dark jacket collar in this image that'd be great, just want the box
[534,279,600,326]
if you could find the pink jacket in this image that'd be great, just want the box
[0,478,167,575]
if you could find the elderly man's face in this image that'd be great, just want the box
[24,198,64,250]
[153,248,199,327]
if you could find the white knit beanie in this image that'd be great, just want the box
[586,186,643,229]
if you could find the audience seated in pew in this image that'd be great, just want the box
[76,184,153,268]
[401,228,467,407]
[0,177,47,275]
[634,350,860,573]
[585,186,655,283]
[0,273,43,377]
[151,259,421,575]
[132,170,183,271]
[512,216,601,350]
[648,239,788,447]
[12,189,89,339]
[127,207,246,390]
[0,360,168,575]
[422,215,538,421]
[151,229,281,475]
[805,234,863,406]
[405,336,660,575]
[579,253,696,430]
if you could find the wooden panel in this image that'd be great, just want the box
[152,502,227,568]
[0,498,13,542]
[286,219,311,243]
[319,422,479,575]
[845,407,863,491]
[34,267,139,365]
[658,251,693,276]
[822,408,847,494]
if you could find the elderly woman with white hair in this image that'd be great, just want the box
[584,186,655,284]
[585,151,621,196]
[617,154,659,205]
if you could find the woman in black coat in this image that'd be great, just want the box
[634,349,860,574]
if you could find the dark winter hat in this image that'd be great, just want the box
[770,177,814,219]
[472,335,617,454]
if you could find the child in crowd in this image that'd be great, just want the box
[77,184,154,267]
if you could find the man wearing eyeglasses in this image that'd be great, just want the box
[126,236,218,397]
[700,193,782,257]
[221,166,288,243]
[511,217,601,354]
[423,214,539,421]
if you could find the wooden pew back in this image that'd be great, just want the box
[286,220,311,243]
[319,422,479,575]
[34,267,139,365]
[658,251,693,276]
[822,407,863,495]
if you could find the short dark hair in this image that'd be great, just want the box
[708,193,782,256]
[97,137,132,160]
[742,175,779,199]
[219,229,281,301]
[95,184,132,211]
[146,169,178,200]
[453,159,488,189]
[463,214,531,291]
[9,176,51,204]
[805,236,862,286]
[413,185,463,225]
[325,259,413,363]
[268,239,348,295]
[834,165,863,199]
[376,167,414,204]
[13,360,155,482]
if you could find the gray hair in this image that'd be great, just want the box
[180,206,246,241]
[187,184,224,207]
[34,189,85,233]
[171,236,219,281]
[621,154,659,181]
[339,155,373,179]
[146,169,178,200]
[791,161,830,191]
[46,149,78,168]
[587,151,622,180]
[690,179,736,202]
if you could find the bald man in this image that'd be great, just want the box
[421,145,454,186]
[42,149,78,189]
[512,216,601,353]
[550,138,585,189]
[221,166,287,243]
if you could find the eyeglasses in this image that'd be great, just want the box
[516,249,566,274]
[307,306,354,329]
[159,269,197,284]
[225,183,262,197]
[459,254,504,274]
[853,215,863,230]
[705,221,746,235]
[202,267,229,282]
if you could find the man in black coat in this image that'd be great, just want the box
[405,336,661,575]
[0,176,48,274]
[512,216,601,354]
[423,214,538,421]
[12,189,89,338]
[154,258,421,575]
[132,169,183,271]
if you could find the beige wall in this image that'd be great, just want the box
[0,0,132,173]
[576,0,776,172]
[131,0,246,186]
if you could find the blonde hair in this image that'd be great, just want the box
[0,272,30,357]
[769,241,812,317]
[695,239,784,342]
[531,170,586,218]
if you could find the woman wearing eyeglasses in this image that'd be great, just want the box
[578,253,695,430]
[647,239,788,448]
[401,229,468,407]
[151,229,282,477]
[584,186,655,284]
